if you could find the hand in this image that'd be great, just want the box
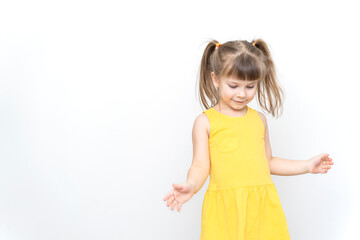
[163,182,195,212]
[307,153,334,174]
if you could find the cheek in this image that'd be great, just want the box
[230,89,240,97]
[248,88,257,97]
[223,88,236,96]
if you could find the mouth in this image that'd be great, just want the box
[234,100,245,103]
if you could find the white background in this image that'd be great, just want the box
[1,0,358,239]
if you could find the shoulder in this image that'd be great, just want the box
[193,112,210,138]
[256,110,268,130]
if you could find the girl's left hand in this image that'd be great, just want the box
[307,153,334,174]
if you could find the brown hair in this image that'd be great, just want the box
[197,38,284,118]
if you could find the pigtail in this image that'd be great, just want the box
[252,39,284,118]
[198,39,219,110]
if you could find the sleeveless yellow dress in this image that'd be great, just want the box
[200,105,291,240]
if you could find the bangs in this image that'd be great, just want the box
[221,54,265,81]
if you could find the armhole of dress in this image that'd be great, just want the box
[254,110,266,135]
[202,110,211,140]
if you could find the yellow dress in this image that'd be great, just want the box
[200,105,291,240]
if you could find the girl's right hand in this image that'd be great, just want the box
[163,182,195,212]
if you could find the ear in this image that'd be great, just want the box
[211,72,219,89]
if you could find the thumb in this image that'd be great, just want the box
[172,183,184,190]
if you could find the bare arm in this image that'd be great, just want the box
[163,113,211,212]
[269,157,309,175]
[270,153,334,175]
[257,111,333,176]
[186,113,210,194]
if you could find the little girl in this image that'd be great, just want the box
[163,38,334,239]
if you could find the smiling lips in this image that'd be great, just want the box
[234,100,245,103]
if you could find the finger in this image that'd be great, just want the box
[171,200,177,210]
[165,190,175,201]
[167,196,174,207]
[163,191,172,201]
[177,202,182,212]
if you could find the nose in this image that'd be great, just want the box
[237,88,246,99]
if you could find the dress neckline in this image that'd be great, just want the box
[211,105,250,119]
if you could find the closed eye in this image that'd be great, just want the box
[229,85,255,89]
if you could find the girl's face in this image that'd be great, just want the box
[211,72,258,111]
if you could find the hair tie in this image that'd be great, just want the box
[252,42,256,46]
[216,43,221,49]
